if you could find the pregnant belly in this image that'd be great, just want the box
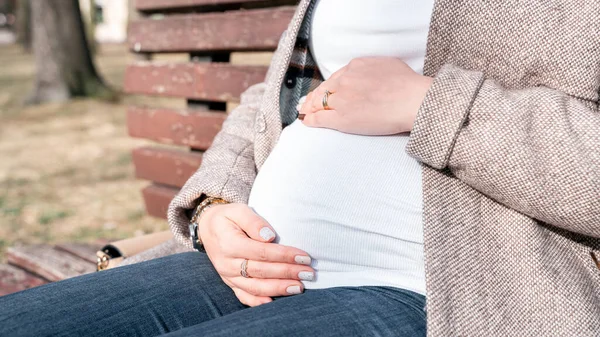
[248,119,425,291]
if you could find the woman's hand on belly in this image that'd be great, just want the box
[198,203,315,307]
[299,57,433,135]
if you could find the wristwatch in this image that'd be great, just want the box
[189,196,228,252]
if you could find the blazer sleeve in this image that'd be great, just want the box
[406,64,600,238]
[167,82,265,248]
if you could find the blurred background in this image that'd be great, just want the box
[0,0,290,293]
[0,0,179,261]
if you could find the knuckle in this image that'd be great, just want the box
[280,283,295,295]
[348,58,362,67]
[246,217,265,231]
[250,265,265,279]
[286,266,297,280]
[258,245,269,261]
[303,93,312,107]
[282,248,296,263]
[316,91,326,101]
[246,284,261,296]
[315,86,325,96]
[238,297,249,306]
[339,76,351,87]
[233,290,249,305]
[221,276,233,288]
[213,262,227,275]
[270,245,284,261]
[218,241,233,256]
[220,260,236,276]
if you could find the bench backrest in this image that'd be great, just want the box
[125,0,296,218]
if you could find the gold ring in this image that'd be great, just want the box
[322,90,333,110]
[240,259,250,278]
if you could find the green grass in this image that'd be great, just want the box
[38,210,72,225]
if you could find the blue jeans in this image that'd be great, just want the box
[0,252,426,337]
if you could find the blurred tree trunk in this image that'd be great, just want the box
[0,0,15,13]
[27,0,115,104]
[79,0,97,55]
[15,0,31,51]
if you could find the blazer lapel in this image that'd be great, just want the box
[255,0,314,170]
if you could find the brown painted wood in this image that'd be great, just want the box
[133,147,203,188]
[129,7,294,53]
[136,0,267,11]
[55,243,102,264]
[124,62,267,102]
[0,264,48,296]
[127,106,226,150]
[142,184,180,219]
[6,245,96,282]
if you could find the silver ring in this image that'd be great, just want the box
[240,259,250,278]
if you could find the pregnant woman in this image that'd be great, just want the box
[1,0,599,336]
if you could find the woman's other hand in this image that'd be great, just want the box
[197,203,315,307]
[299,57,433,135]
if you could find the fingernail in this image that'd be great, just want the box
[298,114,305,121]
[286,285,302,294]
[259,227,275,241]
[298,271,315,281]
[296,104,303,112]
[299,96,307,104]
[294,255,311,265]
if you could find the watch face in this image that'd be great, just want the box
[189,222,204,252]
[189,223,197,239]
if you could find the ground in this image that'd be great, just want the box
[0,43,187,260]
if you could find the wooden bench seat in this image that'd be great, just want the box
[0,242,103,296]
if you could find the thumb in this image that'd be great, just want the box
[228,205,277,243]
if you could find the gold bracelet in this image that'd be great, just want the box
[192,197,228,222]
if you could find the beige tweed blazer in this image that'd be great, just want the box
[164,1,600,335]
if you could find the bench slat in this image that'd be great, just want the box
[124,62,267,102]
[55,243,102,264]
[142,184,180,219]
[0,264,48,296]
[129,7,294,53]
[7,245,96,282]
[127,106,226,149]
[136,0,268,11]
[133,147,203,188]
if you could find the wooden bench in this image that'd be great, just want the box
[0,242,105,296]
[0,0,295,296]
[126,0,296,219]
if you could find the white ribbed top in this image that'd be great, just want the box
[247,0,434,296]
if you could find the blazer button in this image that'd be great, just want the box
[284,72,297,89]
[255,113,266,133]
